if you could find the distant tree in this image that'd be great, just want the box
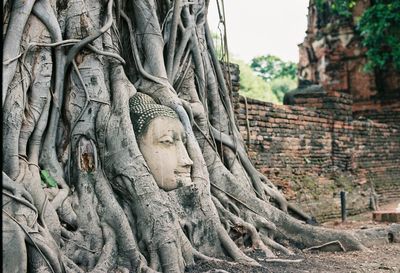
[235,60,280,103]
[249,55,298,103]
[211,33,280,103]
[250,55,297,81]
[269,76,298,102]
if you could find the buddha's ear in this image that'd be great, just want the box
[180,99,195,126]
[181,132,188,144]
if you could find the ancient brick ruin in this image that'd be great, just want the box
[229,1,400,221]
[297,0,400,125]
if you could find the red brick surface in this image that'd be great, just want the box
[227,63,400,222]
[224,2,400,221]
[372,211,400,223]
[298,1,400,126]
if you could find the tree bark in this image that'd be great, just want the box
[3,0,399,272]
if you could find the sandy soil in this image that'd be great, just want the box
[186,244,400,273]
[186,200,400,273]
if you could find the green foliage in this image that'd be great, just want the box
[315,0,400,71]
[40,170,58,188]
[235,59,280,103]
[242,55,297,103]
[250,55,297,81]
[268,76,298,102]
[315,0,356,18]
[357,1,400,71]
[212,33,296,104]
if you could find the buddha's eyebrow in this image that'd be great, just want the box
[158,131,174,138]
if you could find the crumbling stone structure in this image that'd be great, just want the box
[297,0,400,125]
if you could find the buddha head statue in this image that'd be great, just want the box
[129,92,193,191]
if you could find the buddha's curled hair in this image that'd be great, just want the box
[129,92,179,137]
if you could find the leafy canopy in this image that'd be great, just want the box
[315,0,356,18]
[235,59,280,103]
[243,55,298,103]
[358,1,400,71]
[316,0,400,71]
[250,55,297,82]
[212,32,296,104]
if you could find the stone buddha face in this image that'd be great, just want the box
[130,93,193,191]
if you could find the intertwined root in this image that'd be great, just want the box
[3,0,390,272]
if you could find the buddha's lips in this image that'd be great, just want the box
[175,171,191,178]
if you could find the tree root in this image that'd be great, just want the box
[303,240,346,252]
[3,189,64,273]
[192,248,236,266]
[64,0,114,69]
[213,196,275,258]
[165,0,182,80]
[3,1,386,273]
[213,172,367,252]
[263,259,303,263]
[216,225,260,266]
[354,224,400,247]
[3,66,29,179]
[89,223,117,273]
[2,0,36,105]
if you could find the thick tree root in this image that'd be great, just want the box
[2,1,387,273]
[213,196,275,258]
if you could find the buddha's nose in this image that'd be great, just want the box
[177,141,193,168]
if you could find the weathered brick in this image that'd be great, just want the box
[226,32,400,221]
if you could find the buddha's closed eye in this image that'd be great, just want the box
[130,92,193,191]
[159,135,174,145]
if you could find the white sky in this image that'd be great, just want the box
[207,0,310,63]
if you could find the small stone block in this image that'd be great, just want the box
[372,211,400,223]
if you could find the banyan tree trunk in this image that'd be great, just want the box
[3,0,399,272]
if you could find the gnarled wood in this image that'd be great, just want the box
[4,1,399,273]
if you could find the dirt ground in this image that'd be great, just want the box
[186,201,400,273]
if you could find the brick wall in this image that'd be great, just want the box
[223,0,400,221]
[353,100,400,125]
[230,64,400,222]
[352,121,400,204]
